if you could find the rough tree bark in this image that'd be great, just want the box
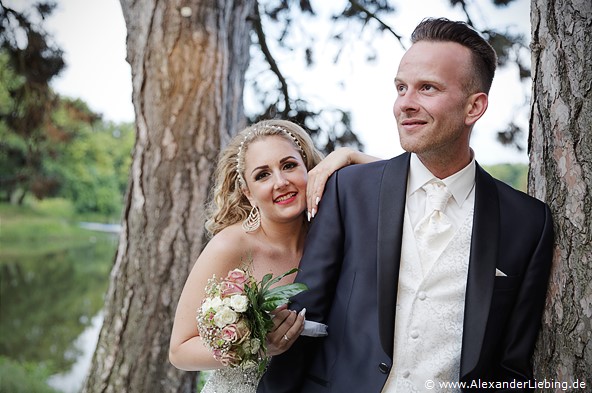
[82,1,254,392]
[529,0,592,390]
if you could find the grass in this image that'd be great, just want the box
[0,199,117,260]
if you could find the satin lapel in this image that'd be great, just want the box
[377,153,410,357]
[460,164,499,377]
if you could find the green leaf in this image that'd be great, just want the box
[260,268,300,294]
[264,283,307,299]
[259,273,274,291]
[261,283,307,311]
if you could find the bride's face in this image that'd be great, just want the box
[242,136,308,225]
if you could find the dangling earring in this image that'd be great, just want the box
[242,206,260,232]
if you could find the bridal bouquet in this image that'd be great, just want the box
[196,267,306,374]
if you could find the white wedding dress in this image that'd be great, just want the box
[200,366,260,393]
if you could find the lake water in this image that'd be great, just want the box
[47,313,104,392]
[0,229,117,392]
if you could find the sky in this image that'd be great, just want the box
[40,0,531,164]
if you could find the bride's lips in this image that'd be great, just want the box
[274,192,297,205]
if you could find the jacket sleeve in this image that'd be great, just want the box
[497,203,554,391]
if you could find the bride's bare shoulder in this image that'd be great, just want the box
[192,224,256,274]
[204,223,252,257]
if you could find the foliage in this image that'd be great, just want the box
[48,112,134,216]
[484,163,527,192]
[0,356,59,393]
[0,69,134,217]
[0,2,134,217]
[0,2,69,203]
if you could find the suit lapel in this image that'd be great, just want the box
[377,153,410,357]
[460,164,499,378]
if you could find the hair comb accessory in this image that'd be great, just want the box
[263,125,306,160]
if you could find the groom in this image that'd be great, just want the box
[258,18,553,392]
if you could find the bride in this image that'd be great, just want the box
[169,119,377,392]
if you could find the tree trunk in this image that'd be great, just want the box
[529,0,592,390]
[82,1,254,392]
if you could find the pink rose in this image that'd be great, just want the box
[220,269,249,296]
[226,269,248,284]
[220,281,244,297]
[221,320,251,344]
[221,324,240,343]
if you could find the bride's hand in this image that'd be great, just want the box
[266,305,305,356]
[306,147,355,220]
[306,147,380,220]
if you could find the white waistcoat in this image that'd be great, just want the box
[382,207,474,393]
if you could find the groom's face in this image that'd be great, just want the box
[393,40,475,159]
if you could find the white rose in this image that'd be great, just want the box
[213,306,238,328]
[201,296,223,313]
[210,296,223,309]
[228,294,248,312]
[200,299,212,314]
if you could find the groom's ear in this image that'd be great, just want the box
[464,92,488,126]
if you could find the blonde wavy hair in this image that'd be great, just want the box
[205,120,324,235]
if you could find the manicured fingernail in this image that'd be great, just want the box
[299,308,306,317]
[307,211,311,222]
[311,208,316,218]
[315,196,320,206]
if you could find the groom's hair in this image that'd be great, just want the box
[411,17,497,94]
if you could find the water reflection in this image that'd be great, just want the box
[0,232,116,390]
[47,313,103,393]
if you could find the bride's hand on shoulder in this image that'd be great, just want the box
[306,147,380,219]
[265,305,305,356]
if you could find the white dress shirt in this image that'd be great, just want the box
[381,153,477,393]
[406,153,476,231]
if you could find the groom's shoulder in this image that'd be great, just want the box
[337,153,408,182]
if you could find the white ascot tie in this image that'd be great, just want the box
[414,180,454,273]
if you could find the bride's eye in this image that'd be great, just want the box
[283,162,297,170]
[254,171,269,181]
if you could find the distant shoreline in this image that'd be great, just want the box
[78,222,121,234]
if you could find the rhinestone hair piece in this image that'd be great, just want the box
[235,125,307,181]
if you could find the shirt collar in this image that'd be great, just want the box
[408,153,476,207]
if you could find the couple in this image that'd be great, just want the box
[170,18,554,393]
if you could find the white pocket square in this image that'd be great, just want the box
[495,268,507,277]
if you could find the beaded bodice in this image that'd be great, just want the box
[200,366,260,393]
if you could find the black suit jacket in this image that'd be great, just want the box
[258,153,553,392]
